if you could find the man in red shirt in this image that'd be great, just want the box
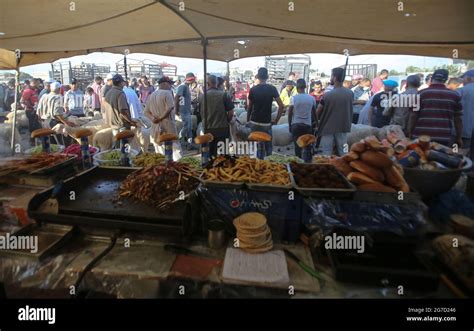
[371,69,389,95]
[20,78,41,135]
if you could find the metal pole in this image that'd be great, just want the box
[124,54,128,81]
[226,61,230,77]
[202,38,208,133]
[10,69,20,154]
[343,54,350,81]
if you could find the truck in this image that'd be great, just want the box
[341,63,378,81]
[116,58,177,82]
[51,61,110,88]
[264,55,311,87]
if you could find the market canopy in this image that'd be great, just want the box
[0,0,473,69]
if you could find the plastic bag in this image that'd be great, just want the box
[302,198,425,236]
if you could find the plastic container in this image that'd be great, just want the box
[25,144,65,154]
[93,149,139,167]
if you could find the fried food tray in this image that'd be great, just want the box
[29,154,77,175]
[288,163,356,198]
[28,167,197,235]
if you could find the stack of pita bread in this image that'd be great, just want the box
[233,212,273,253]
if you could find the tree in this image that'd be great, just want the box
[20,72,33,81]
[389,70,402,76]
[434,64,461,76]
[243,70,254,78]
[320,72,326,78]
[468,61,474,70]
[405,66,423,73]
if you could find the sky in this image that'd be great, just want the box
[13,52,453,78]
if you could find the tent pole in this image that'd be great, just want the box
[202,38,208,133]
[343,53,350,81]
[226,61,230,77]
[123,54,128,81]
[10,69,20,155]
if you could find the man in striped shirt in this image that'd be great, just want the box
[37,82,75,129]
[408,69,463,147]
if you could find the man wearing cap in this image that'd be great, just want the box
[409,69,463,147]
[351,74,364,90]
[343,76,353,89]
[101,73,114,101]
[39,80,53,100]
[368,79,398,128]
[20,78,41,135]
[280,72,296,92]
[64,79,84,117]
[37,81,75,129]
[384,74,420,134]
[247,67,285,155]
[279,80,297,110]
[103,74,136,138]
[459,70,474,158]
[198,75,234,157]
[175,73,195,149]
[145,76,182,160]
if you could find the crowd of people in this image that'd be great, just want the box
[277,67,474,159]
[1,63,474,160]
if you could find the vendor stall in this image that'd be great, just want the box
[1,131,474,299]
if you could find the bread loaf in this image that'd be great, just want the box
[342,151,359,162]
[329,157,352,177]
[195,133,214,144]
[350,160,385,182]
[72,128,93,139]
[383,166,407,190]
[115,130,135,140]
[360,150,393,168]
[248,131,272,142]
[350,142,366,153]
[158,133,178,143]
[31,128,55,138]
[296,134,317,148]
[347,172,378,185]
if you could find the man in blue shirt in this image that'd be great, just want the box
[175,72,195,150]
[64,79,85,117]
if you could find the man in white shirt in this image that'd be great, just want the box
[144,76,182,161]
[123,81,143,119]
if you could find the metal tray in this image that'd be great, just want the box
[199,172,244,189]
[245,182,293,193]
[29,154,77,175]
[288,163,356,198]
[28,167,197,235]
[0,223,75,260]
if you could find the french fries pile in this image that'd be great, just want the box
[203,156,290,185]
